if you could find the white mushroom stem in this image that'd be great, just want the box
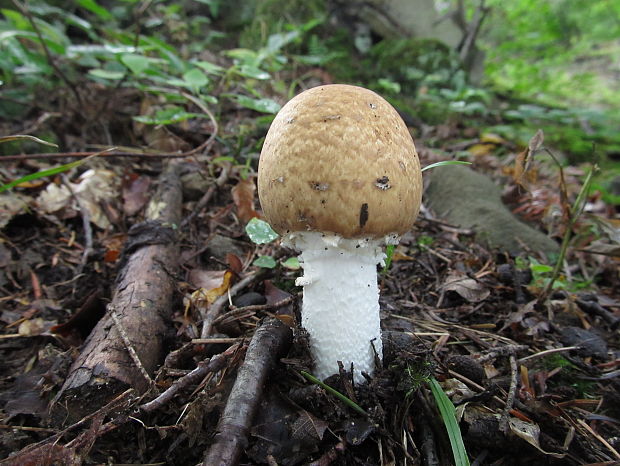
[285,232,396,383]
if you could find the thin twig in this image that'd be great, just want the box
[476,344,529,363]
[517,346,578,365]
[538,161,597,304]
[211,295,297,326]
[180,92,219,156]
[141,343,242,413]
[499,355,518,432]
[200,270,266,338]
[203,318,293,465]
[110,307,154,389]
[577,419,620,460]
[0,150,190,162]
[448,369,507,407]
[191,337,243,344]
[15,389,135,458]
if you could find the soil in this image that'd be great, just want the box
[1,83,619,466]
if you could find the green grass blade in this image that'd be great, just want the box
[0,134,58,147]
[427,377,470,466]
[0,152,102,194]
[300,371,368,417]
[421,161,471,172]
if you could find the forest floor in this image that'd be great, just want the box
[0,78,619,466]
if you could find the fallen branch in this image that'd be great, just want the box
[50,162,183,424]
[1,389,135,466]
[203,317,292,465]
[141,343,243,413]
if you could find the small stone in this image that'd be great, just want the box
[560,326,608,359]
[446,355,486,385]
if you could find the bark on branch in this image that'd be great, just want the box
[51,162,183,424]
[203,318,293,466]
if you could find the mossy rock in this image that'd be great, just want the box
[425,165,560,257]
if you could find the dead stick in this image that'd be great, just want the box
[200,270,266,338]
[212,295,296,326]
[500,354,518,432]
[141,343,243,413]
[0,389,134,464]
[51,162,183,424]
[0,151,189,162]
[203,318,292,466]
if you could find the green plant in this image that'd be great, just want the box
[300,370,368,417]
[401,364,469,466]
[0,135,98,193]
[517,256,592,293]
[480,0,620,110]
[537,160,597,301]
[427,378,470,466]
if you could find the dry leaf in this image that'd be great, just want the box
[513,129,544,190]
[480,133,506,144]
[18,318,46,336]
[73,169,119,229]
[226,253,244,274]
[37,182,73,213]
[509,417,565,458]
[528,128,545,153]
[0,192,29,228]
[122,174,151,216]
[231,177,259,223]
[441,272,490,302]
[37,169,120,228]
[467,143,495,157]
[291,410,328,441]
[189,269,235,304]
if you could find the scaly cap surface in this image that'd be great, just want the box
[258,84,422,239]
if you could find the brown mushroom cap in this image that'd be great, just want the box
[258,84,422,239]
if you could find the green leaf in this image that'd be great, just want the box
[1,9,28,29]
[427,378,470,466]
[88,68,125,80]
[193,60,225,75]
[381,244,395,274]
[245,218,279,244]
[229,95,281,114]
[531,263,553,274]
[120,53,150,75]
[75,0,113,20]
[282,257,300,270]
[253,255,277,269]
[225,48,259,66]
[133,107,204,125]
[377,78,401,94]
[194,0,221,17]
[183,68,209,88]
[265,30,299,54]
[236,65,270,80]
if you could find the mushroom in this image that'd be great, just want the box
[258,84,422,382]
